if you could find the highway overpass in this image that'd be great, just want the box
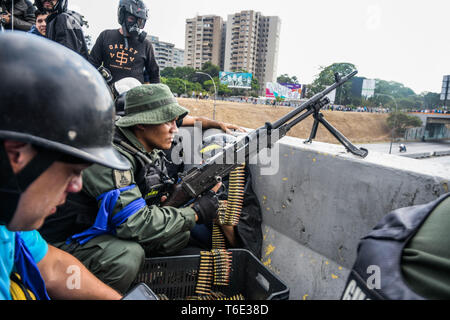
[406,112,450,141]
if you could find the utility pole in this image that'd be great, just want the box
[196,71,217,120]
[443,76,449,108]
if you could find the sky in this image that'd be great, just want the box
[68,0,450,95]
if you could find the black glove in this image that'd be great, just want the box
[192,190,219,225]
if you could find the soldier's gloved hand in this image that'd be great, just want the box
[192,190,220,225]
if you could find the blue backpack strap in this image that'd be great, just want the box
[67,185,146,245]
[14,232,50,300]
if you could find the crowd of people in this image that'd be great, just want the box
[410,108,450,114]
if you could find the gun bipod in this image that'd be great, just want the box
[303,101,369,158]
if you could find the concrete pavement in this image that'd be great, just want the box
[356,140,450,166]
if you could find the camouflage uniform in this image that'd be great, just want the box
[40,84,197,293]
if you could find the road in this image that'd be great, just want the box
[356,140,450,167]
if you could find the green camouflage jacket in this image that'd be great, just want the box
[80,126,197,255]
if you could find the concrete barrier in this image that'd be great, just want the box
[249,137,449,300]
[176,128,450,300]
[401,152,434,159]
[434,150,450,157]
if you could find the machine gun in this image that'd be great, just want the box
[163,70,368,208]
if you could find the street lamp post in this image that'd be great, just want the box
[196,71,217,120]
[375,93,398,154]
[182,75,188,97]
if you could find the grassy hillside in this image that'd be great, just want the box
[178,98,391,144]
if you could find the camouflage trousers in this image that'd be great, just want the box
[53,235,145,294]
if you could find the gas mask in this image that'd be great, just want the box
[122,12,147,48]
[124,13,145,37]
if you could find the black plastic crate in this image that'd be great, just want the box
[134,249,289,300]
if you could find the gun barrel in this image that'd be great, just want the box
[271,70,358,129]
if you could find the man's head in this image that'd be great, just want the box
[0,32,130,230]
[35,9,49,35]
[116,84,189,151]
[117,0,148,38]
[2,141,89,230]
[35,0,66,13]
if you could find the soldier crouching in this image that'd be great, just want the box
[39,84,221,294]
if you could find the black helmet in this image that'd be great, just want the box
[0,32,130,224]
[118,0,148,44]
[118,0,148,27]
[0,32,129,169]
[35,0,68,13]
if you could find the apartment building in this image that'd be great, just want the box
[148,35,185,69]
[224,10,281,88]
[172,48,185,68]
[184,15,224,70]
[256,15,281,86]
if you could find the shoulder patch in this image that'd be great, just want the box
[113,170,132,189]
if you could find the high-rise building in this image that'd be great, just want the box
[257,15,281,86]
[223,10,281,89]
[172,48,185,69]
[184,15,224,70]
[148,35,184,69]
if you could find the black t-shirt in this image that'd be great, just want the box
[89,29,160,84]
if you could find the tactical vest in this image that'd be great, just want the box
[10,273,36,300]
[341,193,450,300]
[39,131,176,244]
[114,131,174,206]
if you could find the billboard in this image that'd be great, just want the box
[441,75,450,101]
[362,79,376,99]
[266,82,303,100]
[351,77,364,98]
[219,72,253,89]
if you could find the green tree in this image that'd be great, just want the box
[203,78,219,95]
[160,67,176,78]
[174,66,196,81]
[375,80,416,98]
[218,83,232,96]
[387,112,422,136]
[277,74,299,84]
[307,63,356,103]
[201,62,220,78]
[421,92,441,109]
[161,77,187,96]
[161,66,197,82]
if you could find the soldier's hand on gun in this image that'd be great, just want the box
[191,182,222,224]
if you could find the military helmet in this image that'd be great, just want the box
[0,32,130,170]
[116,83,188,127]
[0,32,130,225]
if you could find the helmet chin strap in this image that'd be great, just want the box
[0,145,60,226]
[121,22,130,49]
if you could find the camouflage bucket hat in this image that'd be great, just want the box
[115,83,189,127]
